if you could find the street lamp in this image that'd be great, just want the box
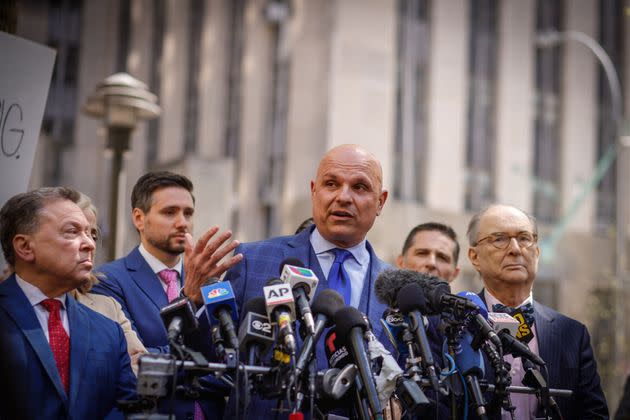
[536,29,627,402]
[83,73,160,260]
[536,30,625,278]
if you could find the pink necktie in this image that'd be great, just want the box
[158,269,179,302]
[41,298,70,394]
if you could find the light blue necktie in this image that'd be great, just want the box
[328,248,353,305]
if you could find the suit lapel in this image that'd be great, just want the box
[533,301,559,384]
[287,227,327,288]
[67,294,89,409]
[126,247,168,311]
[0,276,69,406]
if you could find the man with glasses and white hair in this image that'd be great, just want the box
[467,204,608,419]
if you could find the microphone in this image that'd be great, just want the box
[397,283,440,391]
[334,307,383,419]
[279,258,319,336]
[238,297,276,365]
[449,331,488,420]
[159,297,199,341]
[263,278,297,355]
[379,308,409,360]
[375,269,478,315]
[487,313,546,367]
[456,291,502,351]
[295,289,345,375]
[201,281,239,349]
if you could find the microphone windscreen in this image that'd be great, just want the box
[334,307,368,345]
[242,296,267,316]
[374,269,442,308]
[397,283,428,314]
[278,257,305,275]
[311,289,345,319]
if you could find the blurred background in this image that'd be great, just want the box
[2,0,630,409]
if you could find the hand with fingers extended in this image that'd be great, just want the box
[183,227,243,305]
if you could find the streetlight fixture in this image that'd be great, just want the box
[536,30,626,277]
[83,72,160,260]
[536,29,627,399]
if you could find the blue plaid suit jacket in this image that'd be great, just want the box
[223,225,393,418]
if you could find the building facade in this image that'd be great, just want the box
[15,0,630,407]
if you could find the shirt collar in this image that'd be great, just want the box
[310,227,369,266]
[15,274,67,308]
[138,243,183,276]
[485,288,533,309]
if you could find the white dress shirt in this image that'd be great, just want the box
[15,274,70,341]
[310,227,370,308]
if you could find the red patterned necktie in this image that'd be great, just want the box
[41,298,70,394]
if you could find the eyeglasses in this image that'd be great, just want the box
[474,232,538,250]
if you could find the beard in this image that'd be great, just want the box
[147,233,186,255]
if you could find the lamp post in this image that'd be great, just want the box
[536,29,626,400]
[83,73,160,261]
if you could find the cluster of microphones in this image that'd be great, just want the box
[129,260,571,420]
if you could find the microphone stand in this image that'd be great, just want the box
[522,364,563,420]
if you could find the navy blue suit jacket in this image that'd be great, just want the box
[0,274,136,420]
[223,226,393,417]
[93,247,228,419]
[479,291,608,419]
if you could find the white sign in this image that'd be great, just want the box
[0,31,56,207]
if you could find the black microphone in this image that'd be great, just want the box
[498,329,545,367]
[296,289,345,375]
[375,269,478,315]
[159,297,199,341]
[279,258,319,336]
[396,283,440,391]
[334,307,384,420]
[238,297,275,365]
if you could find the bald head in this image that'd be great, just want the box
[310,144,388,248]
[317,145,384,192]
[467,204,538,246]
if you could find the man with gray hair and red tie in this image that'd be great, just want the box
[0,187,135,419]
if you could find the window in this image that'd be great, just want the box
[393,0,429,202]
[595,0,624,226]
[465,0,498,211]
[532,0,563,223]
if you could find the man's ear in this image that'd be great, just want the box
[468,247,480,271]
[395,254,404,268]
[376,189,388,216]
[132,208,145,232]
[451,266,462,282]
[13,235,35,262]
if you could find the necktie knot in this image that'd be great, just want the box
[332,248,353,264]
[492,302,535,326]
[159,269,178,285]
[159,269,180,302]
[41,298,62,314]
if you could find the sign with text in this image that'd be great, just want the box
[0,31,56,208]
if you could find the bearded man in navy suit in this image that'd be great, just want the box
[224,144,395,417]
[0,187,136,419]
[467,204,608,419]
[92,171,243,419]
